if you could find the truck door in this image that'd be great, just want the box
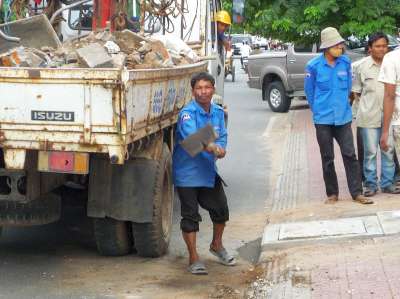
[207,0,225,104]
[286,44,318,93]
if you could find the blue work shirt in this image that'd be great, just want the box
[304,54,353,125]
[173,100,227,187]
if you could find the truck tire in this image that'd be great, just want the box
[265,81,291,113]
[132,144,173,258]
[93,217,133,256]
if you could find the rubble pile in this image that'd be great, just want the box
[0,29,199,69]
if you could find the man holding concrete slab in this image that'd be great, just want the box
[173,72,236,275]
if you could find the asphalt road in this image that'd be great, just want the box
[0,61,275,299]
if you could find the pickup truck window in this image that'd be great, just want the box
[293,45,313,53]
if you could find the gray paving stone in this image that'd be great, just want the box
[262,215,384,250]
[377,210,400,234]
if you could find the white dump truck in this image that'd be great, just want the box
[0,0,226,257]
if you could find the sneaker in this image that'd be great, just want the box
[353,194,374,204]
[381,185,400,194]
[363,187,377,197]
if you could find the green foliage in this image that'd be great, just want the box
[222,0,400,43]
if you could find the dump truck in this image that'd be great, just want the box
[0,0,226,257]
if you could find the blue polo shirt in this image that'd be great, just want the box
[304,54,353,125]
[173,100,227,187]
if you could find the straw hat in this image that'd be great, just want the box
[320,27,345,50]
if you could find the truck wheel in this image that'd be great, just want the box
[132,144,173,258]
[93,217,133,256]
[265,81,291,112]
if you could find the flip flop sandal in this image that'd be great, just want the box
[209,247,236,266]
[187,261,208,275]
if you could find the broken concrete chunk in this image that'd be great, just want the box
[137,42,152,54]
[125,53,142,69]
[150,40,170,61]
[144,51,165,68]
[104,41,120,54]
[0,48,24,67]
[25,51,45,67]
[65,52,78,64]
[111,53,127,68]
[0,47,45,67]
[76,43,113,68]
[115,30,148,50]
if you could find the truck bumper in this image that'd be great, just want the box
[247,77,261,89]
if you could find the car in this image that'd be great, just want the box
[252,36,269,49]
[347,34,400,54]
[231,34,252,55]
[247,44,364,112]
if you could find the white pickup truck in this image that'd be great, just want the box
[0,0,224,258]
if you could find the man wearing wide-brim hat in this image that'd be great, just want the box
[304,27,373,205]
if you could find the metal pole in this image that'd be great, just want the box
[0,29,20,42]
[180,0,184,39]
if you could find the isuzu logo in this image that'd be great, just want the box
[31,111,75,122]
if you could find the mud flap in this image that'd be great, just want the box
[88,156,157,223]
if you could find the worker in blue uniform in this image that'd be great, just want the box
[304,27,373,205]
[173,72,236,275]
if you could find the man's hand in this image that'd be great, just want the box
[380,131,389,152]
[205,143,226,158]
[215,147,226,159]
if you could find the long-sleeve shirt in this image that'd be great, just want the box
[173,100,227,187]
[304,54,353,125]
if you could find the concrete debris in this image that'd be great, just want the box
[104,41,120,54]
[0,47,47,67]
[0,29,197,70]
[76,43,114,68]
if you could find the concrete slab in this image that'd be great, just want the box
[279,218,366,240]
[377,210,400,234]
[262,216,384,250]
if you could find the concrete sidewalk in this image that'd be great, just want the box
[252,106,400,299]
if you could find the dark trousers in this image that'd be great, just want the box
[315,122,362,198]
[356,127,365,182]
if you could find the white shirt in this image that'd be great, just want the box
[240,44,252,57]
[378,49,400,125]
[352,56,384,128]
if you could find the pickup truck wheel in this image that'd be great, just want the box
[132,144,173,258]
[265,81,291,112]
[93,218,133,256]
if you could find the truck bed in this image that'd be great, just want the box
[0,61,208,164]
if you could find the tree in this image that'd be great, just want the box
[223,0,400,44]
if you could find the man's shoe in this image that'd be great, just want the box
[381,185,400,194]
[325,195,338,204]
[363,187,377,197]
[353,194,374,204]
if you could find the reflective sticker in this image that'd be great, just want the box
[182,113,191,122]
